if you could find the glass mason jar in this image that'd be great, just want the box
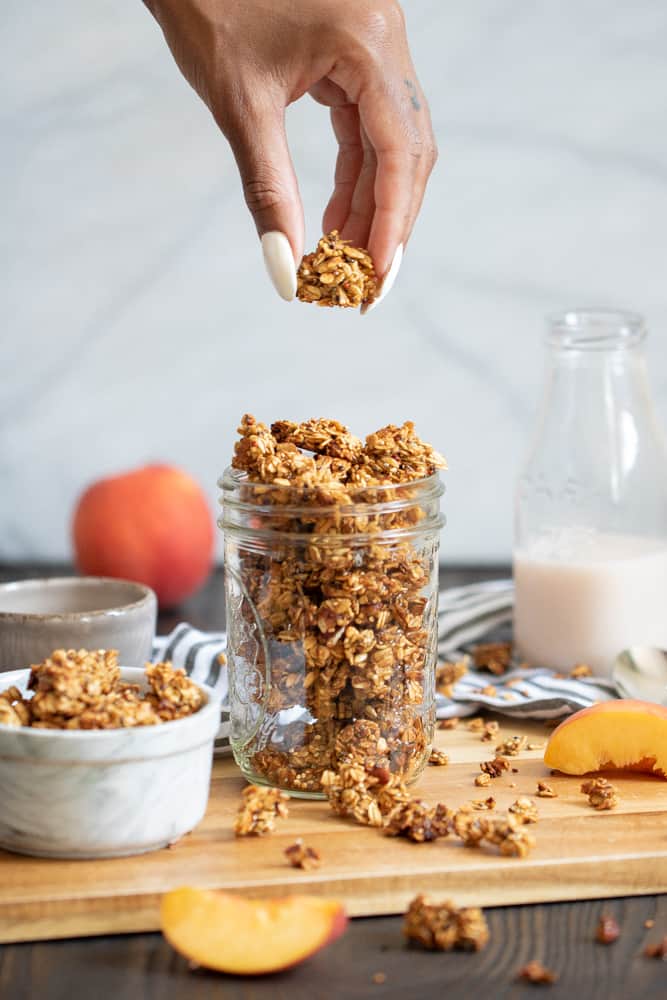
[219,470,444,797]
[514,309,667,675]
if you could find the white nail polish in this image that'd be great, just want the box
[261,231,297,302]
[361,244,403,315]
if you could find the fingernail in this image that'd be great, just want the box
[261,231,297,301]
[361,244,403,315]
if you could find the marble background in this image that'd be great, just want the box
[2,0,667,564]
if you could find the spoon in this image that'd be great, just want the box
[611,646,667,705]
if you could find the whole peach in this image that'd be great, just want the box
[72,464,214,608]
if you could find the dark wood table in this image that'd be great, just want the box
[1,565,665,1000]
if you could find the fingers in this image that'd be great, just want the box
[224,98,304,300]
[356,81,422,280]
[321,104,364,234]
[339,123,377,250]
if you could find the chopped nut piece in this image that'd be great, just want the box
[438,717,459,730]
[284,838,321,870]
[428,748,449,766]
[595,915,620,944]
[644,918,655,929]
[517,960,558,984]
[509,797,539,824]
[472,642,512,676]
[643,936,667,959]
[234,785,289,837]
[435,658,468,697]
[480,756,510,778]
[474,772,491,787]
[569,663,593,678]
[385,800,451,842]
[536,781,558,798]
[296,231,377,308]
[403,894,489,951]
[581,777,619,810]
[480,720,500,742]
[372,972,387,985]
[495,735,528,757]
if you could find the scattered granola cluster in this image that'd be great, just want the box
[472,642,513,675]
[452,808,536,857]
[581,777,619,811]
[226,415,446,793]
[479,756,511,778]
[435,658,469,697]
[536,780,558,798]
[496,735,528,757]
[0,649,203,729]
[234,785,290,837]
[296,231,377,308]
[403,894,489,952]
[428,748,449,766]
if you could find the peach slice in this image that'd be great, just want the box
[160,887,348,975]
[544,699,667,778]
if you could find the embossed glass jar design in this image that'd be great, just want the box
[220,470,444,797]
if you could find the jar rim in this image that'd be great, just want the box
[546,309,646,351]
[218,467,444,515]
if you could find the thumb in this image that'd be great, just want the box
[227,104,304,302]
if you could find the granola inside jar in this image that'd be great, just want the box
[219,416,445,798]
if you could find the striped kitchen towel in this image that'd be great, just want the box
[152,579,617,755]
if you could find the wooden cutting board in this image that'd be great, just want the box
[1,717,666,944]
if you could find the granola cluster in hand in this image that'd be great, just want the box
[0,649,203,729]
[404,894,489,952]
[227,415,446,794]
[296,231,377,308]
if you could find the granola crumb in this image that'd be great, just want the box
[403,894,489,951]
[480,684,497,697]
[644,918,655,929]
[296,231,377,308]
[508,797,539,824]
[284,838,321,870]
[436,659,469,698]
[472,642,512,676]
[234,785,289,837]
[595,914,620,944]
[495,735,528,757]
[536,781,558,798]
[428,748,449,766]
[569,663,592,678]
[480,720,500,743]
[474,772,492,787]
[471,796,496,811]
[643,936,667,959]
[372,972,387,985]
[438,717,460,730]
[581,777,619,810]
[466,717,485,732]
[517,960,558,984]
[527,742,545,751]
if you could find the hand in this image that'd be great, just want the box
[144,0,437,304]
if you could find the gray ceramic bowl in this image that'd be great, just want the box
[0,577,157,672]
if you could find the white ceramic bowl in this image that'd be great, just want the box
[0,667,220,859]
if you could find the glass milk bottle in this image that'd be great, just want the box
[514,309,667,676]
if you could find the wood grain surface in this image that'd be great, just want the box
[2,716,666,944]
